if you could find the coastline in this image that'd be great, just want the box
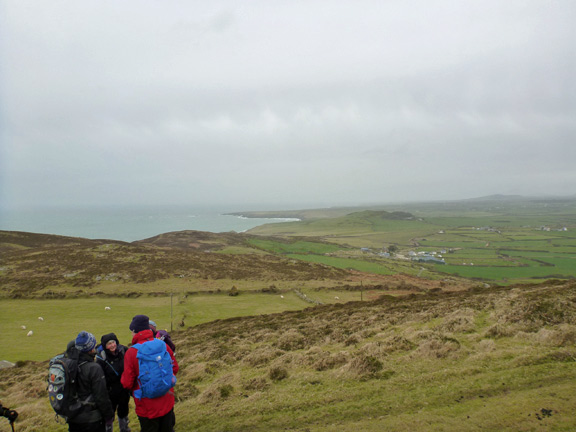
[226,211,302,221]
[0,206,302,242]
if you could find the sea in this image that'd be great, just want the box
[0,205,300,242]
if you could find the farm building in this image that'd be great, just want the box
[412,255,446,265]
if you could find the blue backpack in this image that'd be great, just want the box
[132,339,176,399]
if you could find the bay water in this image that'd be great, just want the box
[0,205,298,242]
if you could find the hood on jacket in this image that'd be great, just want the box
[101,332,119,347]
[99,333,123,359]
[131,329,154,346]
[66,340,79,359]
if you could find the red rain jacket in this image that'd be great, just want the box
[121,329,179,419]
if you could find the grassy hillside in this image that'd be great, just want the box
[0,230,370,298]
[1,280,575,431]
[1,229,467,302]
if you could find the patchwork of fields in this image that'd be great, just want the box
[247,197,576,283]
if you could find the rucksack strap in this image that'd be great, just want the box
[96,355,120,376]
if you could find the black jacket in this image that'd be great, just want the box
[96,334,128,399]
[70,351,114,424]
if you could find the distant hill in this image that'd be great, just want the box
[0,230,127,253]
[465,194,527,201]
[232,194,576,221]
[134,229,253,251]
[347,210,415,220]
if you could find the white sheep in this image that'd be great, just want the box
[21,325,26,330]
[38,317,44,321]
[335,296,340,300]
[280,295,284,299]
[27,331,33,336]
[104,306,111,311]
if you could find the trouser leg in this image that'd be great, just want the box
[118,416,131,432]
[138,410,175,432]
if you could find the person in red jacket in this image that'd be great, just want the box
[121,315,179,432]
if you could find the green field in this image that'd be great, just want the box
[249,225,576,283]
[246,238,344,255]
[0,293,311,362]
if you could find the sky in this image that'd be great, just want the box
[1,0,575,211]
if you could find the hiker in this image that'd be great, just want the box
[121,315,179,432]
[96,333,131,432]
[67,331,114,432]
[149,320,176,353]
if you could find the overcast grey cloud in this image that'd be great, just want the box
[1,0,575,210]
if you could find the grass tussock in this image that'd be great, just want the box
[516,325,576,347]
[275,329,307,351]
[434,307,477,333]
[340,354,385,379]
[413,334,461,359]
[243,347,285,367]
[242,376,270,391]
[269,366,289,381]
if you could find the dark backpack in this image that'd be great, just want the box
[132,338,176,400]
[47,354,89,421]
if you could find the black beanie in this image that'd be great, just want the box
[129,315,150,333]
[101,333,119,347]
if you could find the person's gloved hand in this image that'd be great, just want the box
[105,418,114,432]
